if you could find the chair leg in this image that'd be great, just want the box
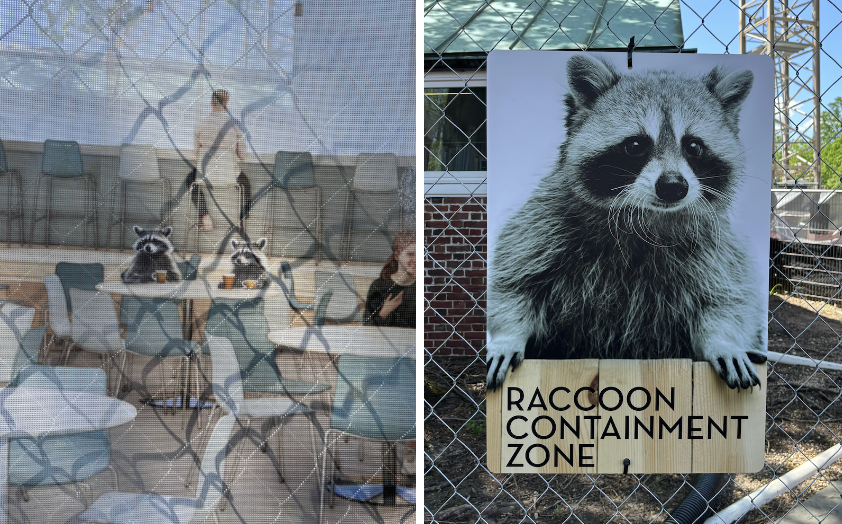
[62,340,75,365]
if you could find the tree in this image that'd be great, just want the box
[820,97,842,190]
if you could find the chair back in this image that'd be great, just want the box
[331,355,415,441]
[121,296,190,358]
[119,144,161,181]
[42,140,84,178]
[0,304,36,383]
[203,298,278,390]
[55,262,104,315]
[70,289,124,354]
[353,153,398,191]
[315,270,360,324]
[190,414,235,523]
[273,151,315,189]
[43,275,71,337]
[177,254,202,281]
[9,365,111,487]
[206,336,244,415]
[197,147,238,186]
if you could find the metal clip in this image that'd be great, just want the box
[623,458,631,474]
[627,37,635,70]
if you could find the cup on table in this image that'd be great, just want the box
[223,274,235,290]
[244,280,256,289]
[155,270,167,283]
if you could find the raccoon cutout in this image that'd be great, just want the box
[487,55,766,391]
[121,226,182,284]
[221,238,270,289]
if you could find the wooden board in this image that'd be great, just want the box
[596,360,693,473]
[495,359,599,474]
[691,362,766,473]
[487,359,767,474]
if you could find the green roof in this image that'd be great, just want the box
[424,0,684,55]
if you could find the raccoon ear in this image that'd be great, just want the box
[161,226,172,237]
[566,55,621,109]
[231,239,240,250]
[704,67,754,113]
[255,238,267,251]
[133,225,144,237]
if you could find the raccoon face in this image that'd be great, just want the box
[562,56,753,215]
[132,226,174,254]
[230,238,268,267]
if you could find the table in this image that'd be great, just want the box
[96,280,283,408]
[267,326,416,359]
[269,325,415,506]
[0,386,136,524]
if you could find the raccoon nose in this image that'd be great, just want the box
[655,172,689,203]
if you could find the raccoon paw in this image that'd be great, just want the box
[707,349,765,390]
[486,340,524,392]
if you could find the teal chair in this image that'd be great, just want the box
[266,151,322,261]
[30,140,99,247]
[53,262,104,364]
[119,296,199,398]
[319,355,415,521]
[176,254,202,281]
[9,365,115,498]
[203,298,330,396]
[0,139,24,244]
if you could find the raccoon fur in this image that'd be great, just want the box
[487,55,766,391]
[121,226,182,284]
[221,238,270,289]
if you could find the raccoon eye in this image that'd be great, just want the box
[684,138,704,157]
[622,136,650,157]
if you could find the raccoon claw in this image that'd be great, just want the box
[746,351,767,364]
[710,352,762,390]
[486,342,524,391]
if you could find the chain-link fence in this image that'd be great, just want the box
[0,0,415,523]
[424,0,842,522]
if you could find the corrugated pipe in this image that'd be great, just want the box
[663,473,729,524]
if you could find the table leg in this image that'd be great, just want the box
[383,441,396,506]
[0,437,8,524]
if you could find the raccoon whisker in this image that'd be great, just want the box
[600,164,640,177]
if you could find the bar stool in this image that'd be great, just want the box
[343,152,400,262]
[266,151,322,261]
[0,139,25,244]
[30,140,99,247]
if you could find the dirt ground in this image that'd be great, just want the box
[424,294,842,523]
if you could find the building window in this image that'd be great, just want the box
[424,87,487,171]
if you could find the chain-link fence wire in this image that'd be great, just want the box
[424,0,842,522]
[0,0,415,523]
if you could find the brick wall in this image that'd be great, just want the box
[424,196,487,356]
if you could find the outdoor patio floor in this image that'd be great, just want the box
[7,347,416,524]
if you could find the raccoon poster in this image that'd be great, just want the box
[486,52,773,391]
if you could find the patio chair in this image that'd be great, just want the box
[107,144,172,248]
[343,153,401,262]
[69,288,127,396]
[30,139,99,247]
[177,254,202,281]
[315,270,361,325]
[319,355,415,522]
[0,139,25,244]
[49,262,104,363]
[0,303,41,384]
[119,296,198,399]
[202,297,331,397]
[207,336,316,484]
[9,365,117,501]
[271,261,331,328]
[77,413,235,524]
[265,151,322,261]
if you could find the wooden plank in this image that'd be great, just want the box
[486,375,503,473]
[497,359,599,474]
[691,362,766,473]
[596,359,693,474]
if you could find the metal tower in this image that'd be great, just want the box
[739,0,821,187]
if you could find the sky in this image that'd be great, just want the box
[680,0,842,112]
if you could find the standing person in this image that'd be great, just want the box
[187,89,252,231]
[363,232,416,328]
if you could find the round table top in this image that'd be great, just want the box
[268,326,416,359]
[0,387,136,438]
[96,280,282,300]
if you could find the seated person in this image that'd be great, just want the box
[187,89,251,231]
[363,232,416,328]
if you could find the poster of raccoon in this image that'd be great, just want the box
[486,51,773,393]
